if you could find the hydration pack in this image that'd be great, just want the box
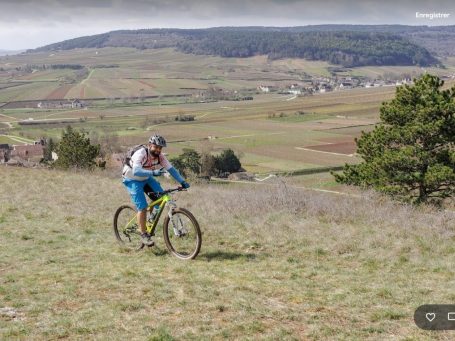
[122,144,148,168]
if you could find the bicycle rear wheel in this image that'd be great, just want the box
[113,205,144,251]
[163,208,201,260]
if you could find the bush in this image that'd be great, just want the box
[54,125,100,170]
[214,149,241,175]
[169,148,201,178]
[170,147,242,178]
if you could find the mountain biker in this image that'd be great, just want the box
[122,134,190,246]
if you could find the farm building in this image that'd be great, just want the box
[11,144,44,161]
[71,99,84,108]
[37,99,85,109]
[288,88,302,95]
[339,82,353,89]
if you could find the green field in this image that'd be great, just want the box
[1,47,454,191]
[1,167,454,340]
[0,134,32,145]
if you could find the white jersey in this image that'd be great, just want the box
[122,147,172,181]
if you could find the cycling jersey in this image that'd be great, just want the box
[122,147,172,181]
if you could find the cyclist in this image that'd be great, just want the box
[122,134,190,246]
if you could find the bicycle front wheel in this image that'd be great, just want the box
[113,205,144,251]
[163,208,201,260]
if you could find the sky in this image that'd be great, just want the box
[0,0,454,50]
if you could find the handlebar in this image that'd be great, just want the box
[157,187,187,196]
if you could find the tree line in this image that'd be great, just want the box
[29,28,438,67]
[176,31,437,67]
[44,127,242,179]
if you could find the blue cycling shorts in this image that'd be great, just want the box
[122,176,164,211]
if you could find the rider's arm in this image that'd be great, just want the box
[167,167,185,183]
[132,166,154,177]
[131,148,155,177]
[160,154,185,183]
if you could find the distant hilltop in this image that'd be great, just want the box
[27,25,455,68]
[0,49,25,56]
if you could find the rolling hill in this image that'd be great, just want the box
[28,26,444,67]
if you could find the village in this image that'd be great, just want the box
[256,74,452,95]
[197,72,455,100]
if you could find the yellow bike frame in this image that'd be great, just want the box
[123,193,174,236]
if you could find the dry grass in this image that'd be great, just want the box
[0,167,454,340]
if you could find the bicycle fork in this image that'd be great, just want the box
[167,200,187,237]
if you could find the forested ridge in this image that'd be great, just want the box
[30,26,445,67]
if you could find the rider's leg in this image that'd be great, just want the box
[137,209,147,234]
[145,177,164,210]
[145,176,164,193]
[134,182,149,234]
[122,178,148,234]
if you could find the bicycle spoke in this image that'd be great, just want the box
[165,211,200,258]
[114,206,143,250]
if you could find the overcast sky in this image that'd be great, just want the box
[0,0,454,50]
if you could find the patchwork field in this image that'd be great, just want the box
[1,47,454,191]
[301,141,357,156]
[3,47,453,102]
[0,135,31,145]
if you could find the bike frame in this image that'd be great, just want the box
[123,189,181,237]
[146,193,174,236]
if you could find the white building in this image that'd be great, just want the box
[258,85,270,93]
[288,89,302,95]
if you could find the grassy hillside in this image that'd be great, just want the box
[0,167,454,340]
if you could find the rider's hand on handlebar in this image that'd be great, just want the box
[151,168,165,177]
[181,181,190,189]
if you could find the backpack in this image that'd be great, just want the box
[122,144,149,168]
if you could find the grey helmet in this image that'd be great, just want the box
[149,134,167,147]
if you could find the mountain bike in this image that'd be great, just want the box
[113,187,201,260]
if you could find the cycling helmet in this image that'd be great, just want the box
[149,134,167,147]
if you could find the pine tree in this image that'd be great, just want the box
[54,126,100,170]
[334,74,455,203]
